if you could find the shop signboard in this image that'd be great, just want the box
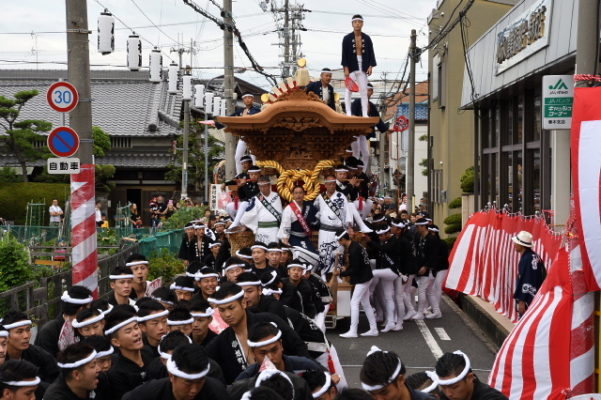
[542,75,573,130]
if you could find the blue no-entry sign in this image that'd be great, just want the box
[47,126,80,158]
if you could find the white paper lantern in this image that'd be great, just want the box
[212,96,221,116]
[168,62,179,94]
[97,10,115,55]
[204,92,214,115]
[220,98,227,116]
[194,85,205,108]
[149,47,162,83]
[182,75,193,101]
[126,33,142,71]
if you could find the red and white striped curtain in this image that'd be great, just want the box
[445,210,562,322]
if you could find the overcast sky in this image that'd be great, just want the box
[1,0,436,89]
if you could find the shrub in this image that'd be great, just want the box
[161,206,207,230]
[448,197,462,209]
[443,236,457,248]
[444,213,462,235]
[148,248,185,282]
[460,167,475,194]
[0,182,69,224]
[0,234,32,291]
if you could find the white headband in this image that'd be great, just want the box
[287,263,306,270]
[415,221,429,226]
[61,291,93,305]
[251,245,268,251]
[312,371,332,398]
[72,313,104,328]
[57,350,97,369]
[104,316,138,335]
[224,263,246,272]
[352,17,364,21]
[2,377,41,387]
[334,168,347,172]
[237,280,262,287]
[434,351,471,386]
[248,168,261,173]
[247,330,282,348]
[428,227,440,232]
[208,290,244,305]
[170,283,195,292]
[267,248,282,253]
[336,230,349,241]
[167,317,194,326]
[236,251,253,259]
[191,308,214,318]
[324,179,337,183]
[361,358,402,392]
[422,371,439,393]
[193,224,206,229]
[255,370,294,398]
[375,227,390,235]
[99,304,113,316]
[195,272,219,281]
[320,69,332,74]
[96,347,114,359]
[257,181,271,186]
[242,94,254,98]
[262,288,283,296]
[391,221,405,228]
[209,242,222,249]
[109,274,135,280]
[262,271,278,287]
[0,330,7,337]
[137,309,169,322]
[125,261,148,267]
[167,358,210,380]
[3,320,32,330]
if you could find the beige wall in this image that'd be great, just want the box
[428,0,514,233]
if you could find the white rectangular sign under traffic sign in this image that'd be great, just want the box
[542,75,574,130]
[47,157,80,174]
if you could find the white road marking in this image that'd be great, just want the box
[434,327,451,341]
[415,320,444,359]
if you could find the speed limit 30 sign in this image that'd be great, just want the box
[46,81,79,113]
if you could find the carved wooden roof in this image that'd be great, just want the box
[216,90,379,170]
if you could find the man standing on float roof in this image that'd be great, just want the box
[342,14,376,117]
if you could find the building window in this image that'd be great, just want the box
[478,82,550,214]
[111,137,132,148]
[432,54,440,101]
[432,168,443,204]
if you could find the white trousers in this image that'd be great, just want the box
[349,280,377,333]
[314,303,330,332]
[427,269,448,313]
[234,140,256,175]
[403,274,416,313]
[351,136,369,169]
[370,269,397,325]
[229,200,249,228]
[349,202,371,232]
[393,275,406,322]
[345,70,369,117]
[416,272,435,314]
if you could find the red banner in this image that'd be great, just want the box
[445,210,562,322]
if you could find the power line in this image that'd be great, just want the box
[309,9,420,21]
[181,0,278,86]
[129,0,181,45]
[305,28,408,38]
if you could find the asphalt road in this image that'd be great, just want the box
[326,296,499,388]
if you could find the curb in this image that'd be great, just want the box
[459,294,514,349]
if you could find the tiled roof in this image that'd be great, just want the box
[396,103,429,122]
[0,70,181,137]
[97,153,175,168]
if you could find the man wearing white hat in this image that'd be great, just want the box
[512,231,546,317]
[233,93,261,176]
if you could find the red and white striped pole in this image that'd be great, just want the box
[70,164,98,297]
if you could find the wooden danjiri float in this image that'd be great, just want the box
[217,60,378,204]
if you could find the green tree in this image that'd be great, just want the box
[166,120,223,194]
[0,90,52,181]
[92,126,111,157]
[0,234,32,291]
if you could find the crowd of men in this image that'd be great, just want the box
[0,149,512,399]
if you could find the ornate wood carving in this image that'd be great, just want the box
[217,89,379,170]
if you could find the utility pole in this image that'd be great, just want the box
[283,0,290,78]
[66,0,97,295]
[407,29,417,214]
[378,73,387,189]
[223,0,236,179]
[182,96,190,199]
